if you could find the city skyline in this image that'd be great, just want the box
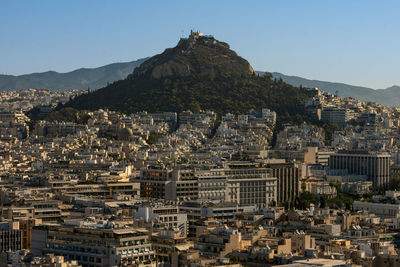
[2,2,400,262]
[2,0,400,89]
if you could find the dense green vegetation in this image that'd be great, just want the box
[295,191,319,210]
[325,182,354,210]
[29,106,90,124]
[295,182,373,211]
[295,190,354,211]
[65,73,315,125]
[390,177,400,191]
[147,132,163,145]
[321,123,339,145]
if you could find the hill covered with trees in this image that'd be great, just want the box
[64,32,316,124]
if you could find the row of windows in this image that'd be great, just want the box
[199,187,225,191]
[159,216,178,222]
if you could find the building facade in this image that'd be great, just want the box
[225,168,277,207]
[329,151,391,188]
[32,225,155,267]
[268,163,300,205]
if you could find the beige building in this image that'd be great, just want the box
[139,167,277,207]
[225,168,277,207]
[195,228,242,258]
[353,201,400,218]
[32,225,155,267]
[283,232,316,255]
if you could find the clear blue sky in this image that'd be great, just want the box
[1,0,400,89]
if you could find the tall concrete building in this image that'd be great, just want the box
[329,150,391,188]
[225,168,277,207]
[321,107,348,128]
[267,163,300,205]
[138,166,277,207]
[0,221,22,252]
[138,168,199,201]
[196,169,227,201]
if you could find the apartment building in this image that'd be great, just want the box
[135,205,188,237]
[139,167,276,206]
[225,168,277,207]
[0,220,22,252]
[32,224,154,267]
[321,107,348,128]
[196,169,227,201]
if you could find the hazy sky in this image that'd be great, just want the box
[1,0,400,89]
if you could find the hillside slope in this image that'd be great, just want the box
[65,32,315,124]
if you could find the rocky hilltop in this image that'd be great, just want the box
[64,32,314,124]
[129,31,254,79]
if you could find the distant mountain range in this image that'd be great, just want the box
[0,58,148,91]
[268,72,400,107]
[1,55,400,107]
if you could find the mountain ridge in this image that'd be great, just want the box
[269,72,400,106]
[0,58,149,91]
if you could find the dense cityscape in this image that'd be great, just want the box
[3,1,400,266]
[0,86,400,267]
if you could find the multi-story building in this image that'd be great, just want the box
[225,168,277,207]
[139,167,277,206]
[195,228,241,258]
[32,224,155,267]
[353,201,400,218]
[0,220,22,252]
[135,205,188,237]
[26,200,62,223]
[311,182,337,199]
[329,150,391,188]
[172,169,199,201]
[326,174,373,194]
[283,232,316,255]
[268,163,300,205]
[196,169,227,201]
[321,107,347,128]
[179,201,256,237]
[139,168,174,200]
[0,207,40,250]
[138,168,199,201]
[151,229,190,263]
